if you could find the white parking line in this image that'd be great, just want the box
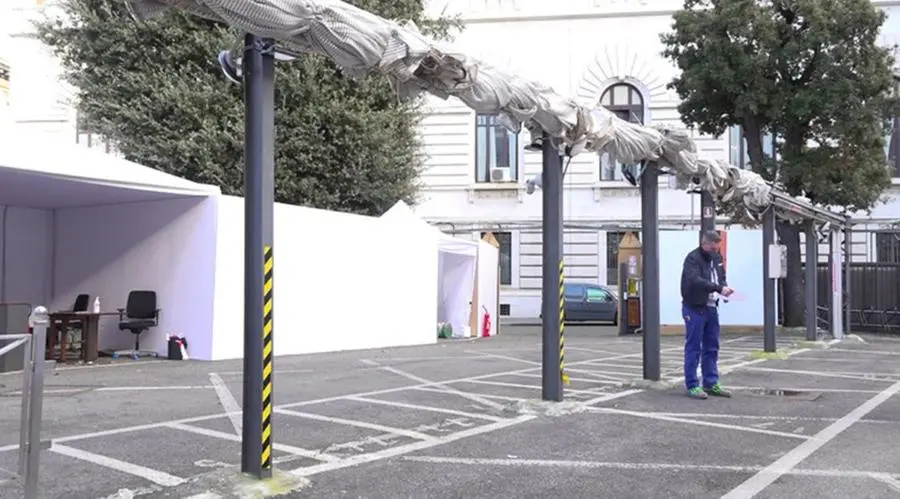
[292,415,536,476]
[401,455,900,484]
[722,381,900,498]
[347,396,506,422]
[274,408,437,442]
[464,350,540,366]
[588,407,811,440]
[209,373,242,435]
[378,366,506,411]
[164,422,340,462]
[744,366,898,382]
[51,443,185,487]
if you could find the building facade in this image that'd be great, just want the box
[2,0,900,318]
[410,0,900,317]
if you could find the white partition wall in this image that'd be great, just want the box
[211,196,439,360]
[0,206,53,306]
[53,197,219,359]
[659,229,768,328]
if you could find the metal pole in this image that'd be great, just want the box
[804,221,818,341]
[540,133,563,402]
[23,306,47,499]
[618,262,628,336]
[827,230,835,336]
[699,190,715,242]
[640,162,660,381]
[844,225,852,336]
[762,208,776,352]
[241,34,276,479]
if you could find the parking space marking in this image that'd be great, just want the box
[582,389,644,406]
[743,366,898,383]
[648,412,900,425]
[588,407,811,440]
[512,372,620,385]
[208,373,242,435]
[347,396,506,422]
[464,350,541,366]
[566,368,636,381]
[413,386,527,402]
[377,366,506,411]
[51,443,186,487]
[274,408,437,442]
[164,422,340,462]
[291,415,537,477]
[401,455,900,483]
[723,381,900,499]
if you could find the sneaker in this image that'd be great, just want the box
[704,383,732,398]
[686,387,708,399]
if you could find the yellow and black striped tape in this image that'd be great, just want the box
[558,259,569,385]
[261,245,274,470]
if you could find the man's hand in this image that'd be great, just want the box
[721,286,734,297]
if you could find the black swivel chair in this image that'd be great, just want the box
[112,291,160,360]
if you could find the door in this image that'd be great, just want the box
[563,283,587,321]
[585,286,617,322]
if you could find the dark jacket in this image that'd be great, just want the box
[680,247,728,307]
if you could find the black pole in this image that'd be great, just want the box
[540,133,563,402]
[640,162,660,381]
[762,208,776,352]
[804,221,818,341]
[241,34,276,479]
[699,190,715,242]
[618,262,628,336]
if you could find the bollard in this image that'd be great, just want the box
[21,306,47,499]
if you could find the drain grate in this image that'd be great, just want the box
[746,388,823,401]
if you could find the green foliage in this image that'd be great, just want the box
[35,0,460,216]
[661,0,896,214]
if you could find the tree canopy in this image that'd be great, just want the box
[661,0,897,325]
[35,0,459,216]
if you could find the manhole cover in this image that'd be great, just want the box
[746,388,822,401]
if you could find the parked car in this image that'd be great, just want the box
[541,282,618,324]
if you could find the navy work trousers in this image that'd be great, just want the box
[682,304,720,390]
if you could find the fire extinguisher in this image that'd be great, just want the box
[481,306,491,338]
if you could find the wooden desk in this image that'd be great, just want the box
[47,312,116,363]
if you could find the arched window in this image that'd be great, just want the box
[598,84,644,181]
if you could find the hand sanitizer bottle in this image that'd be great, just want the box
[93,297,101,313]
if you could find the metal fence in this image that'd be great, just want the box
[0,306,49,498]
[812,263,900,333]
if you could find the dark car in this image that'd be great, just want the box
[541,282,618,324]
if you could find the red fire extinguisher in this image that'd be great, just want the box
[481,306,491,337]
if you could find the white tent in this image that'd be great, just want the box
[380,201,478,337]
[0,135,221,359]
[0,136,450,361]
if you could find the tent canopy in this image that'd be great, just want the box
[381,200,477,256]
[0,135,219,208]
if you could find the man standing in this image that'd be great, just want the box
[680,230,734,399]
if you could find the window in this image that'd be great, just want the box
[606,231,639,286]
[483,231,513,285]
[875,232,900,263]
[727,125,775,168]
[475,114,519,183]
[586,287,611,302]
[564,283,585,299]
[599,84,644,181]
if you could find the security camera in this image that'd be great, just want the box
[217,50,243,84]
[525,173,543,194]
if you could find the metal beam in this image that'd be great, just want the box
[640,162,661,381]
[805,221,818,341]
[540,134,563,402]
[241,34,276,479]
[762,208,777,352]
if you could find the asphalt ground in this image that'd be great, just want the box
[0,325,898,498]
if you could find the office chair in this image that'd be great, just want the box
[111,291,160,361]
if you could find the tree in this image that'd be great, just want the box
[35,0,459,216]
[661,0,897,326]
